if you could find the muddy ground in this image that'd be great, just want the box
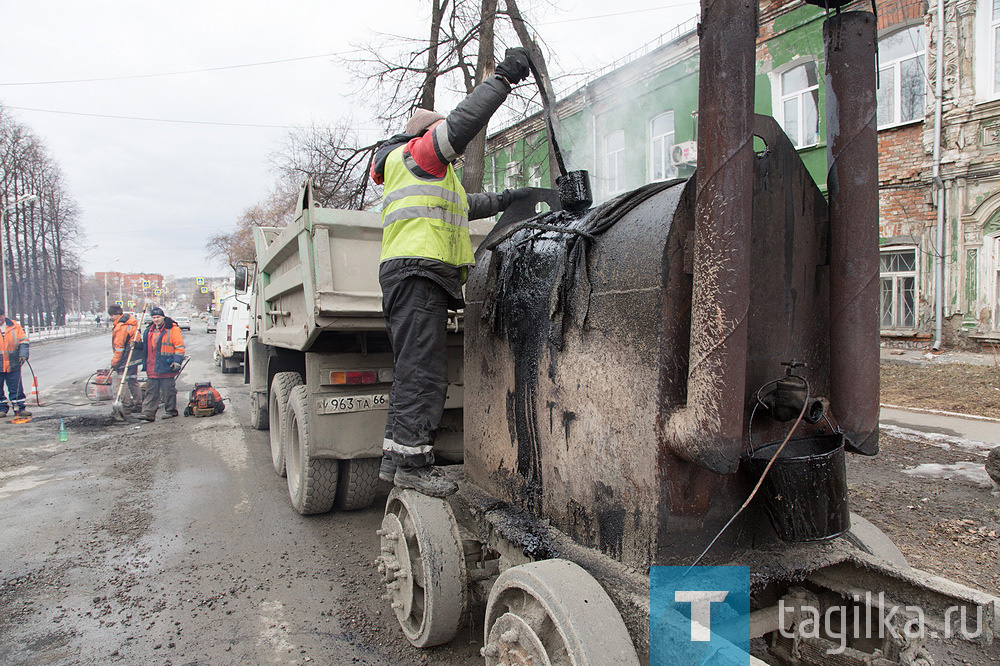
[881,360,1000,419]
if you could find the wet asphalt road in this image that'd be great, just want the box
[0,327,478,665]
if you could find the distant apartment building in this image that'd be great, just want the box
[94,272,166,307]
[484,0,1000,348]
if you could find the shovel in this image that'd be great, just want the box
[112,304,148,421]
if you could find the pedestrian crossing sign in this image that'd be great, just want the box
[200,286,208,293]
[142,280,150,289]
[115,300,123,307]
[128,300,135,308]
[154,289,162,296]
[196,277,205,285]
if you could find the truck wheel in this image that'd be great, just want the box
[285,385,338,515]
[249,391,269,431]
[377,489,466,647]
[483,559,640,666]
[269,372,303,477]
[335,458,380,510]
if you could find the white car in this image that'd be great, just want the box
[176,316,191,331]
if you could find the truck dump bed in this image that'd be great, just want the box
[254,182,490,351]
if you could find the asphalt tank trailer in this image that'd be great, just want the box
[375,1,999,663]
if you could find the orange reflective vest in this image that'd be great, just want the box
[143,321,185,377]
[0,317,29,373]
[111,313,140,369]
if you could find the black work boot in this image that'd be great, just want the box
[393,465,457,498]
[378,457,397,483]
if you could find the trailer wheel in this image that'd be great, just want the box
[284,385,338,515]
[249,390,269,431]
[269,372,303,476]
[335,458,380,510]
[378,489,466,647]
[483,559,640,666]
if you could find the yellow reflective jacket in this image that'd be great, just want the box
[379,147,474,268]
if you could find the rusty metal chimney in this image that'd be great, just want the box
[825,12,880,456]
[664,0,758,474]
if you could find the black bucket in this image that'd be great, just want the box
[745,433,851,543]
[557,170,593,212]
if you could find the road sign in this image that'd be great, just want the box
[115,300,123,307]
[127,300,135,308]
[154,289,162,296]
[142,280,150,289]
[196,277,205,285]
[200,286,208,293]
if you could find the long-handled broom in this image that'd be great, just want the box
[111,304,148,421]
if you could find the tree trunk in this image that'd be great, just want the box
[505,0,561,186]
[461,0,497,195]
[419,0,450,112]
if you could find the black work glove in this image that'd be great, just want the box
[496,48,531,85]
[19,357,26,366]
[497,187,533,211]
[170,362,181,372]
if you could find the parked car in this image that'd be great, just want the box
[206,316,218,333]
[176,316,191,331]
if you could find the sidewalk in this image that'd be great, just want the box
[25,322,105,344]
[879,405,1000,448]
[881,346,999,367]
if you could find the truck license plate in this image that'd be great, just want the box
[317,394,389,415]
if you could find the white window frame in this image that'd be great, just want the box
[988,232,1000,329]
[774,59,820,149]
[976,0,1000,102]
[876,24,926,129]
[604,130,626,195]
[880,246,920,330]
[649,111,677,182]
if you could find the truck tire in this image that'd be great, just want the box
[269,372,303,477]
[249,390,269,431]
[285,385,338,515]
[335,458,380,510]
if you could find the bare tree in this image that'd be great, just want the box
[205,186,295,271]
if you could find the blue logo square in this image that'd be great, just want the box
[650,566,756,664]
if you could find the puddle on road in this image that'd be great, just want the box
[902,462,994,488]
[0,470,55,498]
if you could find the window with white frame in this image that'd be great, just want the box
[880,247,918,329]
[876,25,926,128]
[778,62,820,148]
[530,164,542,188]
[605,130,625,194]
[975,0,1000,100]
[649,112,676,181]
[991,234,1000,329]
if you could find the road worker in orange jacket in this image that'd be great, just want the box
[0,305,31,417]
[108,304,142,412]
[137,307,185,421]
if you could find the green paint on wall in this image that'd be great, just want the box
[985,209,1000,235]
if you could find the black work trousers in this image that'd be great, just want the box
[381,276,448,467]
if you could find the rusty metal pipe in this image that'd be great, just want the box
[825,12,880,455]
[663,0,757,474]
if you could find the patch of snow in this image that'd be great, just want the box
[879,424,998,455]
[902,462,994,488]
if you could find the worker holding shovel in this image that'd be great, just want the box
[108,304,142,413]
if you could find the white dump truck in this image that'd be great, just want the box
[236,179,489,515]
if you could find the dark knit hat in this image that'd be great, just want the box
[108,305,123,316]
[151,307,165,316]
[404,109,445,135]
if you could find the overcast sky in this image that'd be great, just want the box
[0,0,698,279]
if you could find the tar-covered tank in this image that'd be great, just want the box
[375,3,999,663]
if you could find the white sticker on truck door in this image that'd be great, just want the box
[317,394,389,415]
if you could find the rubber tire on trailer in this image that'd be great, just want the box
[483,559,640,666]
[334,458,380,510]
[284,385,338,515]
[379,489,466,647]
[249,390,269,431]
[269,372,303,477]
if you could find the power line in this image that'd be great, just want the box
[538,3,699,26]
[0,50,360,87]
[4,105,304,129]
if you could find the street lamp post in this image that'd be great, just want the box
[0,193,39,315]
[104,258,120,315]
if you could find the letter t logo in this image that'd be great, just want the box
[674,591,729,641]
